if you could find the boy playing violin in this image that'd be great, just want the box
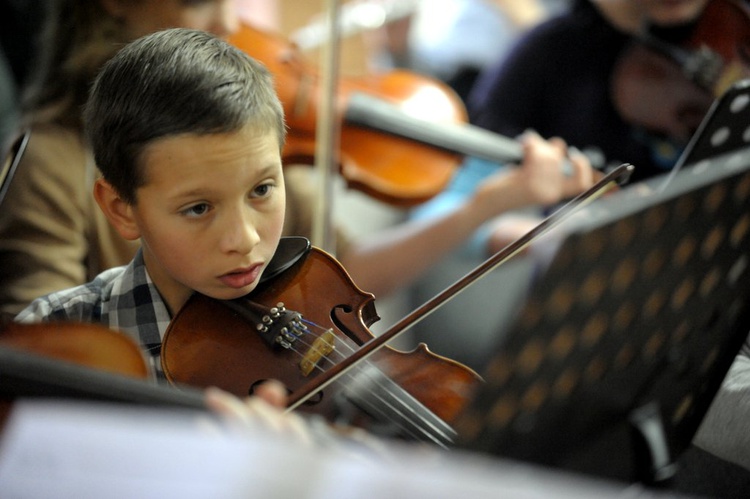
[16,27,286,377]
[12,25,590,435]
[13,27,305,432]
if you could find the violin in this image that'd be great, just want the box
[0,322,207,428]
[611,0,750,143]
[161,237,482,447]
[229,24,557,207]
[0,321,150,379]
[0,247,478,448]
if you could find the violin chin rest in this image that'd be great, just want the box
[261,237,312,284]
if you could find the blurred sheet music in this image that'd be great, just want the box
[0,400,674,498]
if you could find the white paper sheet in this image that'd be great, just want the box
[0,400,659,499]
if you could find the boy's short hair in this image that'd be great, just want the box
[84,28,286,203]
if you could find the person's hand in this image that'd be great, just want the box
[203,380,314,446]
[514,130,595,206]
[469,131,595,224]
[468,131,596,257]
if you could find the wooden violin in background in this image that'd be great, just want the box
[611,0,750,143]
[229,24,598,207]
[0,322,207,428]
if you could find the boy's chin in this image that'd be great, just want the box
[205,285,258,301]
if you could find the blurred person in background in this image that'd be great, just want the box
[366,0,570,103]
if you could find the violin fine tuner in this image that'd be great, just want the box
[223,299,306,350]
[221,298,338,377]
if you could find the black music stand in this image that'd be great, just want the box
[672,79,750,168]
[453,80,750,485]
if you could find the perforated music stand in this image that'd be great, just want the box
[454,81,750,485]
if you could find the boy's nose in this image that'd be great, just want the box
[220,210,260,254]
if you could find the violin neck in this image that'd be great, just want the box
[344,92,524,165]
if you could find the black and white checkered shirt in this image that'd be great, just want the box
[15,249,171,380]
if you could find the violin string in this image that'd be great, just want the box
[287,320,420,405]
[282,334,429,441]
[284,317,453,445]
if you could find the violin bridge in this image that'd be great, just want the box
[299,329,335,376]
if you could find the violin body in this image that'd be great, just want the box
[0,322,146,425]
[611,0,750,142]
[161,243,481,439]
[0,322,150,379]
[0,322,206,428]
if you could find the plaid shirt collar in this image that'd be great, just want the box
[16,249,173,380]
[107,249,172,379]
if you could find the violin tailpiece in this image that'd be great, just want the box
[222,299,306,350]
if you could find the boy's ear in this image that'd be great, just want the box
[93,178,141,241]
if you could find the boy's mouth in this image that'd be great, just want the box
[219,263,264,289]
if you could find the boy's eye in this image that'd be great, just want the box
[252,182,274,198]
[182,203,210,217]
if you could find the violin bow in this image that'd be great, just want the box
[287,163,635,410]
[311,0,342,254]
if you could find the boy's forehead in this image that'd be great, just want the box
[144,124,279,151]
[138,126,282,182]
